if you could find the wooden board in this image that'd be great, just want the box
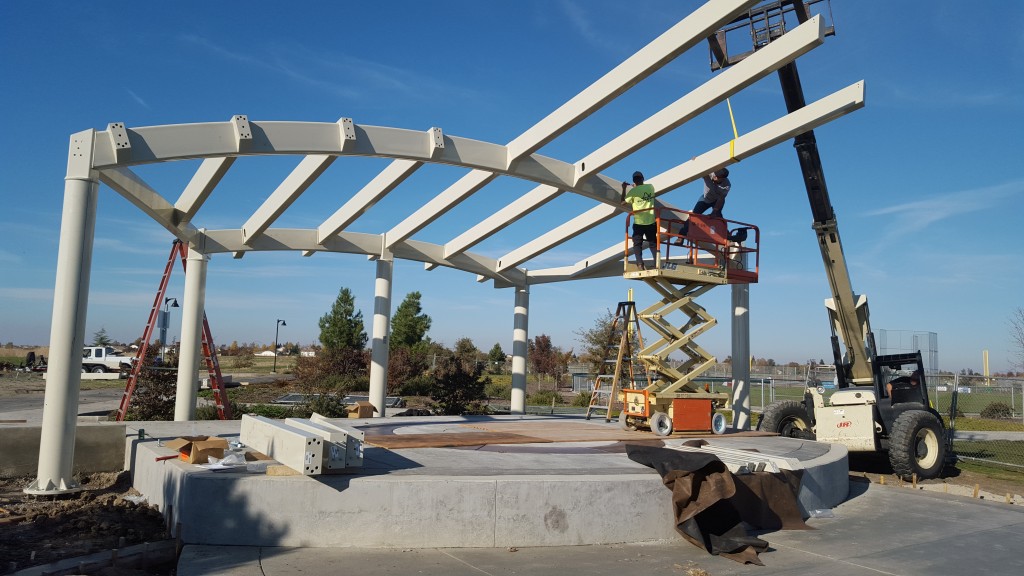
[364,421,777,450]
[364,431,538,449]
[462,421,658,442]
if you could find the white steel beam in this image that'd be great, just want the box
[386,0,759,249]
[534,243,625,281]
[285,417,365,471]
[444,15,824,260]
[497,203,620,272]
[444,184,559,258]
[506,0,760,161]
[98,167,198,241]
[240,414,326,476]
[92,121,624,208]
[385,170,497,248]
[175,157,235,224]
[318,159,421,242]
[496,81,865,271]
[574,15,826,183]
[242,154,336,245]
[197,229,528,286]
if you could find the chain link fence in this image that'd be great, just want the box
[938,374,1024,471]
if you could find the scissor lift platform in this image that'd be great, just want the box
[618,209,759,435]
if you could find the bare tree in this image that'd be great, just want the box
[1011,307,1024,373]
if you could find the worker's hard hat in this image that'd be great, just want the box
[632,171,644,182]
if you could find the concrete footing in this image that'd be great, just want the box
[128,415,848,549]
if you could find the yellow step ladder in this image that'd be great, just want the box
[585,301,651,422]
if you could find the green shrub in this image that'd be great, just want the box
[231,355,255,369]
[304,393,349,418]
[429,352,487,415]
[571,391,591,407]
[195,404,224,420]
[463,401,492,415]
[528,389,562,406]
[236,404,299,419]
[980,402,1013,420]
[484,379,511,400]
[399,375,433,397]
[124,353,177,421]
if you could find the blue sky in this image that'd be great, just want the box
[1,1,1022,373]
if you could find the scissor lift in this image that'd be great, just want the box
[618,209,759,435]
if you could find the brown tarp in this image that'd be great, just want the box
[626,444,810,565]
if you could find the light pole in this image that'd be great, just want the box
[161,297,178,361]
[273,319,286,373]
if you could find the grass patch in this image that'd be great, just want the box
[951,439,1024,468]
[951,417,1024,432]
[955,459,1024,483]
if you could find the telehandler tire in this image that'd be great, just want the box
[888,410,945,480]
[760,400,814,439]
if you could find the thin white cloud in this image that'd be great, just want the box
[178,33,360,99]
[0,220,57,239]
[93,236,166,256]
[0,287,53,301]
[560,0,604,49]
[294,47,482,104]
[881,81,1019,110]
[126,88,150,109]
[0,249,21,263]
[864,179,1022,235]
[86,290,153,308]
[859,179,1023,259]
[177,34,480,104]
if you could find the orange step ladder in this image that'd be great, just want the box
[115,240,232,421]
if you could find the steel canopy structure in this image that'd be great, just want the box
[32,0,864,494]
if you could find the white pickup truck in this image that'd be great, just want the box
[82,346,134,373]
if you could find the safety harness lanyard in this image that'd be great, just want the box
[727,98,739,160]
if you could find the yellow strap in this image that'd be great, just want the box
[727,98,739,160]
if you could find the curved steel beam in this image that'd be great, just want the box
[498,80,866,272]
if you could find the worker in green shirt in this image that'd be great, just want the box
[621,171,658,270]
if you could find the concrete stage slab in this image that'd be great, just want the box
[129,415,847,549]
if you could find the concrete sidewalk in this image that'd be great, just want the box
[178,481,1024,575]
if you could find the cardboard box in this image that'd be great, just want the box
[164,436,228,464]
[346,401,377,419]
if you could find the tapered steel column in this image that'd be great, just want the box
[174,247,208,421]
[731,253,751,430]
[368,258,393,417]
[511,286,529,414]
[27,131,99,494]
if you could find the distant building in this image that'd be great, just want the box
[256,350,276,357]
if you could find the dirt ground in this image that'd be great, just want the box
[0,472,173,575]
